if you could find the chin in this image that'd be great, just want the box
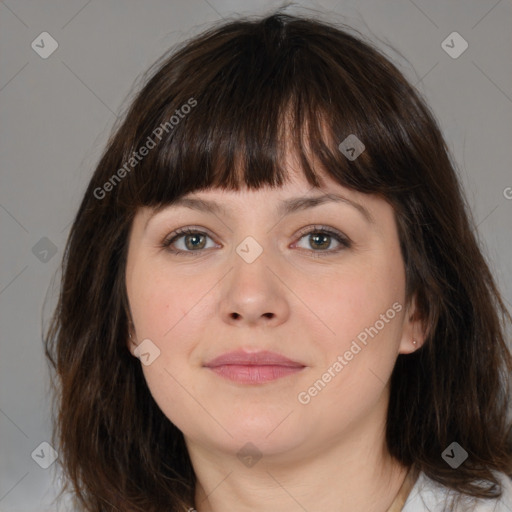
[190,417,310,460]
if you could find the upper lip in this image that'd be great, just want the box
[204,350,305,368]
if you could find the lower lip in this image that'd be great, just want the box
[207,364,304,384]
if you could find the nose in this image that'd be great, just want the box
[219,246,290,328]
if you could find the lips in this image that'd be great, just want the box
[204,350,305,384]
[204,350,304,367]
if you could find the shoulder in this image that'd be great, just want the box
[402,470,512,512]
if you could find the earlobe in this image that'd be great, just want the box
[398,296,426,354]
[127,327,138,356]
[399,337,424,355]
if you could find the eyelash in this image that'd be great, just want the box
[161,225,352,258]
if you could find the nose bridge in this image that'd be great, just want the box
[219,231,289,326]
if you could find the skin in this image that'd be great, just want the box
[125,151,424,512]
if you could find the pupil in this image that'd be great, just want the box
[312,233,329,249]
[186,234,204,250]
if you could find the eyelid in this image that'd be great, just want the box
[291,224,352,255]
[294,224,349,242]
[161,226,219,253]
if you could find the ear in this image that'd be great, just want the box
[125,307,140,357]
[398,294,426,354]
[126,323,139,356]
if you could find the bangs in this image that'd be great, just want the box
[109,16,425,211]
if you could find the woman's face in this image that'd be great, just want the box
[125,156,420,462]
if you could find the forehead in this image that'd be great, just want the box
[154,154,349,211]
[138,165,394,235]
[181,169,350,208]
[134,146,394,231]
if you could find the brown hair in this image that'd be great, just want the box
[44,10,512,511]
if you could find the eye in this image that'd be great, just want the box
[162,227,218,256]
[161,225,351,257]
[293,225,351,257]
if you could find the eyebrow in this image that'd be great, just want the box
[277,194,373,223]
[146,193,374,229]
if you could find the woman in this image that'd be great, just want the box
[44,11,512,511]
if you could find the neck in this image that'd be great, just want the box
[188,404,409,512]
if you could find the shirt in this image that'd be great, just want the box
[398,469,512,511]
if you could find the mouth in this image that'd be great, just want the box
[203,350,306,384]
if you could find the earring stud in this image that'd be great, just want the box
[412,339,417,345]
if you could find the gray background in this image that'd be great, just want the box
[1,0,511,510]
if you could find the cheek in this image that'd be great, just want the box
[298,262,405,420]
[129,261,201,337]
[128,263,211,429]
[315,256,405,348]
